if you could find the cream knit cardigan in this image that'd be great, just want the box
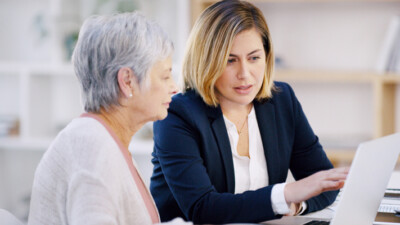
[28,117,156,225]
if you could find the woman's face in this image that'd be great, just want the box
[215,28,266,108]
[136,56,178,121]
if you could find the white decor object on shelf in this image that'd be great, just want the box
[376,15,400,74]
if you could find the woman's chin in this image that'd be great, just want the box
[154,111,168,122]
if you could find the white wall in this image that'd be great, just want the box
[0,0,53,62]
[139,0,190,81]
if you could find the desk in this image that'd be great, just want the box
[264,171,400,224]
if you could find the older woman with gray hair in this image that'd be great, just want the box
[28,12,179,225]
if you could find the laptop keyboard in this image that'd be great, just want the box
[378,204,400,213]
[304,221,330,225]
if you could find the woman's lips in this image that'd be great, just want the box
[234,85,253,94]
[163,101,171,108]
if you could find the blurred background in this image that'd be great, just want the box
[0,0,399,223]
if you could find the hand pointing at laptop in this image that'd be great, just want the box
[285,167,350,212]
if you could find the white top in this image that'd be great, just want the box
[28,117,156,225]
[223,107,290,215]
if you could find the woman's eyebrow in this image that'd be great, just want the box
[229,49,262,57]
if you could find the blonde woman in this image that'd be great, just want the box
[28,12,183,225]
[150,0,348,224]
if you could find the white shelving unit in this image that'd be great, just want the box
[0,62,83,149]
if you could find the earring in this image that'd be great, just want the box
[129,93,133,98]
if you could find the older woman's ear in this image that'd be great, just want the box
[117,67,139,98]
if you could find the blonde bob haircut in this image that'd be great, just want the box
[182,0,275,107]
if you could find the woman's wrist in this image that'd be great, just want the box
[293,202,303,215]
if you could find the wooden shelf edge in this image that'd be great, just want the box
[325,148,356,165]
[325,148,400,167]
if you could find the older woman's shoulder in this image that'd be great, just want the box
[36,117,118,182]
[46,117,117,160]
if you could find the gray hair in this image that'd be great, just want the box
[72,12,173,113]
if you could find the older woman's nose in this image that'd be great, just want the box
[170,80,178,95]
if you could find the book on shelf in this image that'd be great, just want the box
[376,15,400,75]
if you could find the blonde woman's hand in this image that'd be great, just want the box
[284,167,349,204]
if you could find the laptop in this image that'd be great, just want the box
[264,132,400,225]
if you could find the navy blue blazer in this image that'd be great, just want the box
[150,82,337,224]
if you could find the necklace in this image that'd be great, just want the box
[237,116,248,135]
[237,105,252,134]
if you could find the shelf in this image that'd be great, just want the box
[325,148,355,167]
[0,137,53,151]
[380,74,400,83]
[0,62,74,76]
[325,148,400,168]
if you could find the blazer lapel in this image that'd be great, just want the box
[254,100,281,185]
[206,106,235,193]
